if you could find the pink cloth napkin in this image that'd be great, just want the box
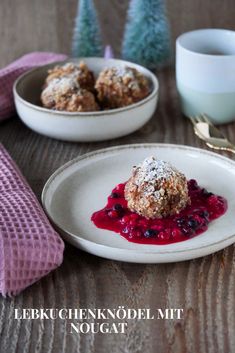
[0,52,67,121]
[0,144,64,296]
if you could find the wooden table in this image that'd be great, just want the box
[0,68,235,353]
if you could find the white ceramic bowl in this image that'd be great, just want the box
[13,58,159,142]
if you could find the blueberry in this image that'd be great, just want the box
[199,210,209,219]
[122,226,129,234]
[144,229,157,238]
[201,189,214,198]
[112,203,124,217]
[111,192,119,198]
[187,218,199,229]
[113,204,123,212]
[207,192,214,197]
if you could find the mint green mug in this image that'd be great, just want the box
[176,29,235,124]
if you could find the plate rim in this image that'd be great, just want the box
[41,143,235,256]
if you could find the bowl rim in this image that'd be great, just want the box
[13,57,159,118]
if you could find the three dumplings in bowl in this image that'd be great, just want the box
[41,61,151,112]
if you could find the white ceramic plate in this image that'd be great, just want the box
[42,144,235,263]
[13,58,158,142]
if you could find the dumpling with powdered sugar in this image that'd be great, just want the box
[124,156,190,219]
[41,75,99,112]
[95,66,150,109]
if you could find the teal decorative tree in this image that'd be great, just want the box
[72,0,103,57]
[122,0,171,69]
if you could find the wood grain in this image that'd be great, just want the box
[1,1,235,352]
[0,68,235,353]
[1,0,235,68]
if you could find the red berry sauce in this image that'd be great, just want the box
[91,179,227,245]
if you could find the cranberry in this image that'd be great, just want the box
[130,214,139,221]
[171,228,182,239]
[216,197,226,210]
[152,224,164,232]
[209,198,226,217]
[157,232,165,240]
[129,227,141,239]
[191,208,201,214]
[181,227,193,237]
[92,179,227,245]
[129,219,137,226]
[193,214,203,223]
[158,229,171,241]
[116,184,125,192]
[108,210,119,219]
[121,215,129,224]
[207,195,219,206]
[134,229,142,237]
[138,219,149,227]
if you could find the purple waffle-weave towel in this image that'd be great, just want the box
[0,144,64,296]
[0,52,67,121]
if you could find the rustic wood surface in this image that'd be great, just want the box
[1,68,235,353]
[1,0,235,68]
[1,1,235,353]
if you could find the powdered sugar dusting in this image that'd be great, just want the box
[125,156,189,218]
[52,63,83,76]
[134,156,179,185]
[44,62,86,96]
[114,66,143,90]
[115,66,135,78]
[133,156,186,200]
[43,75,80,97]
[62,63,80,71]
